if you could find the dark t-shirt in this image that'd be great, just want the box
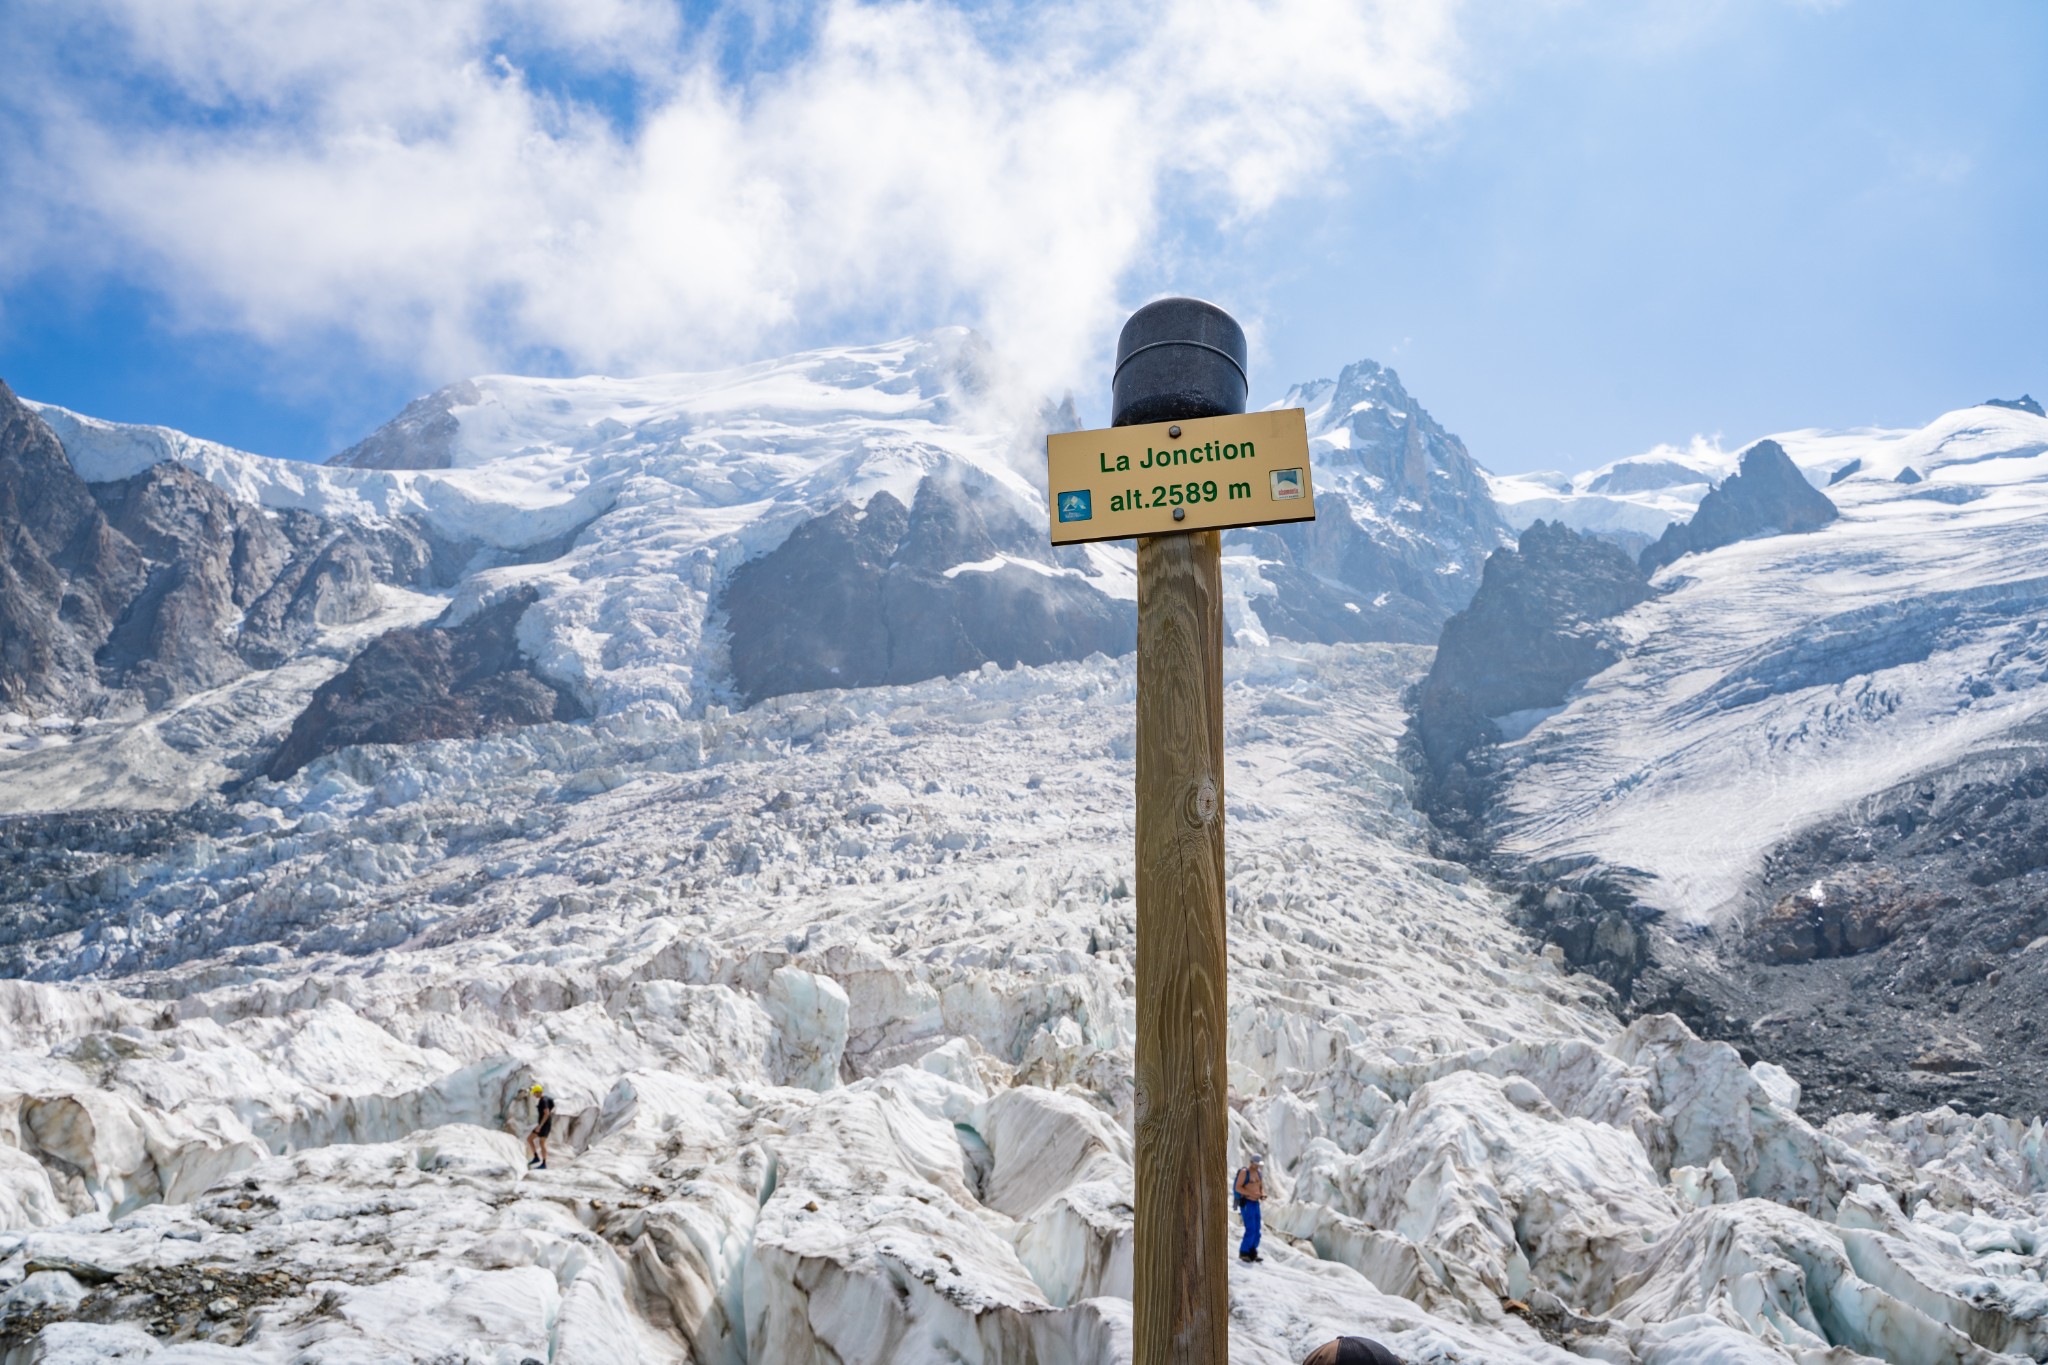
[534,1096,556,1135]
[1302,1338,1401,1365]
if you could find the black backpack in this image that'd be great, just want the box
[1231,1167,1247,1210]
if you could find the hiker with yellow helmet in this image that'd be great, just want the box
[525,1083,556,1170]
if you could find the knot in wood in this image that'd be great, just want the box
[1187,776,1218,826]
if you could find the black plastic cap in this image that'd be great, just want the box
[1111,298,1248,428]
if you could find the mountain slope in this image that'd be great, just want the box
[6,334,1511,813]
[1443,401,2048,1118]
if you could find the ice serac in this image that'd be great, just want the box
[4,646,2048,1363]
[1233,359,1513,647]
[1638,439,1838,575]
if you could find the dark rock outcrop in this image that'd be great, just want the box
[0,380,147,712]
[1984,394,2044,418]
[1639,440,1838,576]
[266,587,583,780]
[1681,720,2048,1119]
[719,472,1133,705]
[327,381,480,470]
[0,377,454,720]
[1409,521,1653,844]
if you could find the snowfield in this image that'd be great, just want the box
[4,646,2047,1363]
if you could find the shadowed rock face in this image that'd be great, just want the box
[1409,521,1653,841]
[719,473,1134,705]
[1984,394,2044,417]
[0,380,146,712]
[266,586,584,780]
[326,381,480,470]
[1639,440,1837,576]
[1,377,467,736]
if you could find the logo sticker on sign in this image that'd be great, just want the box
[1270,469,1304,501]
[1057,490,1093,523]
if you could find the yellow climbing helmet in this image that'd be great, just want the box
[531,1084,544,1094]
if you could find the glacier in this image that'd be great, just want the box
[4,647,2047,1362]
[1492,402,2048,925]
[4,341,2048,1362]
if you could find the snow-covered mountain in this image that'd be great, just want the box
[1486,395,2047,551]
[2,334,1505,815]
[6,343,2048,1364]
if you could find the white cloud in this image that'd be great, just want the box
[2,0,1468,398]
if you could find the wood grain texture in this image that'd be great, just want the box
[1133,528,1229,1365]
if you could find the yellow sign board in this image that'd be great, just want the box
[1045,409,1315,545]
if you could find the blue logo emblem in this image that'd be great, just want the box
[1057,490,1092,522]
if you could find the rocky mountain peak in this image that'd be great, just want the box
[1247,358,1511,646]
[1639,438,1838,576]
[1983,393,2044,417]
[327,380,481,470]
[1410,520,1653,843]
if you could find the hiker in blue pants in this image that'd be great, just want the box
[1233,1154,1265,1262]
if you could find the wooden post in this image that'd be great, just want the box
[1133,526,1229,1364]
[1114,298,1247,1365]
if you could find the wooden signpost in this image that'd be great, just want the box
[1047,300,1315,1364]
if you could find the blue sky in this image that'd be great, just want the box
[0,0,2042,474]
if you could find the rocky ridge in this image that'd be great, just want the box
[1409,520,1654,851]
[1638,440,1838,576]
[1411,400,2048,1126]
[0,381,453,719]
[5,335,1512,812]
